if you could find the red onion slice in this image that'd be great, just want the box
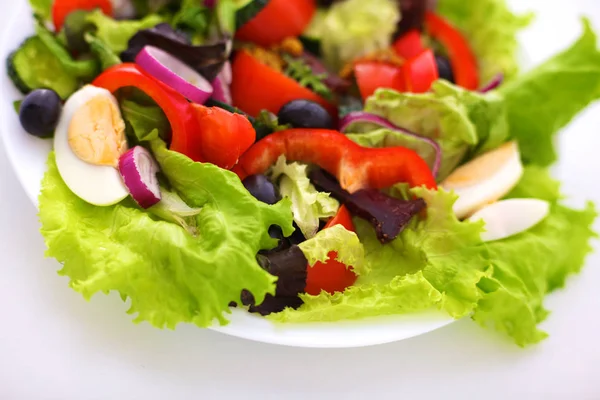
[118,146,162,209]
[136,46,214,104]
[479,74,504,93]
[339,111,442,177]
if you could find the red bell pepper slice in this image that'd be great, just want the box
[231,50,335,117]
[53,0,113,31]
[425,11,479,90]
[92,63,199,159]
[354,62,405,101]
[401,49,439,93]
[392,29,426,60]
[233,129,437,192]
[305,206,358,296]
[235,0,317,47]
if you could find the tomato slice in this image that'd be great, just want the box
[231,50,335,117]
[354,62,405,101]
[235,0,317,47]
[425,11,479,90]
[53,0,113,31]
[305,206,358,296]
[401,50,439,93]
[392,30,426,60]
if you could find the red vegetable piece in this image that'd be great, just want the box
[354,62,405,101]
[401,49,439,93]
[392,29,426,60]
[305,205,358,295]
[53,0,113,31]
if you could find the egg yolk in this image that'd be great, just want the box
[443,141,518,188]
[68,95,127,167]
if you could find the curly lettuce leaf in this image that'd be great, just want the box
[269,157,339,239]
[272,189,488,323]
[499,19,600,166]
[85,10,163,53]
[28,0,52,20]
[437,0,533,83]
[299,224,369,276]
[357,82,508,179]
[39,143,294,329]
[120,99,170,142]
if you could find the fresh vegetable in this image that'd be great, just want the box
[304,207,358,295]
[119,98,170,142]
[401,49,439,93]
[392,29,425,60]
[283,55,333,100]
[339,111,441,177]
[63,10,95,53]
[118,146,162,208]
[479,74,503,93]
[231,50,335,117]
[277,100,334,129]
[425,11,479,90]
[269,157,339,239]
[235,0,316,47]
[311,0,400,72]
[122,23,230,82]
[234,0,269,30]
[437,0,533,83]
[147,188,202,235]
[92,63,197,156]
[354,62,404,101]
[19,89,63,138]
[28,0,53,21]
[85,33,122,70]
[52,0,113,31]
[53,85,129,206]
[234,128,437,193]
[39,140,295,328]
[469,199,550,242]
[242,174,279,205]
[135,46,214,104]
[211,61,232,104]
[310,169,426,243]
[7,36,79,99]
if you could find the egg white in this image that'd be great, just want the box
[54,85,129,206]
[469,199,551,242]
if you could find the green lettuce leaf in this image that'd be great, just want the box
[311,0,400,72]
[120,99,170,142]
[299,224,370,276]
[355,82,508,179]
[269,157,339,239]
[85,33,122,71]
[28,0,52,20]
[39,142,294,328]
[85,10,163,53]
[499,19,600,166]
[437,0,533,83]
[272,189,489,323]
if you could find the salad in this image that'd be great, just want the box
[8,0,599,346]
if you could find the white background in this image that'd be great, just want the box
[1,1,600,399]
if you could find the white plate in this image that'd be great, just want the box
[0,1,454,348]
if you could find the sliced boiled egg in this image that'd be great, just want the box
[54,85,129,206]
[441,141,524,219]
[469,199,551,242]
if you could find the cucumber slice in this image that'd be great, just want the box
[235,0,269,29]
[6,36,79,99]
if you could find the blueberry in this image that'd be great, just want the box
[278,100,334,129]
[19,89,62,138]
[242,174,279,205]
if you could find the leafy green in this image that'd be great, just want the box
[120,99,170,142]
[299,224,370,277]
[313,0,400,72]
[283,55,332,100]
[39,142,295,328]
[28,0,52,20]
[356,82,508,179]
[499,19,600,166]
[85,33,122,70]
[437,0,533,83]
[85,10,163,54]
[269,157,339,239]
[172,0,211,43]
[147,188,202,236]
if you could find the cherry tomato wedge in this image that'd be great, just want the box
[354,62,404,101]
[305,206,358,295]
[53,0,113,31]
[236,0,317,47]
[231,50,335,117]
[401,50,439,93]
[392,29,426,60]
[425,11,479,90]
